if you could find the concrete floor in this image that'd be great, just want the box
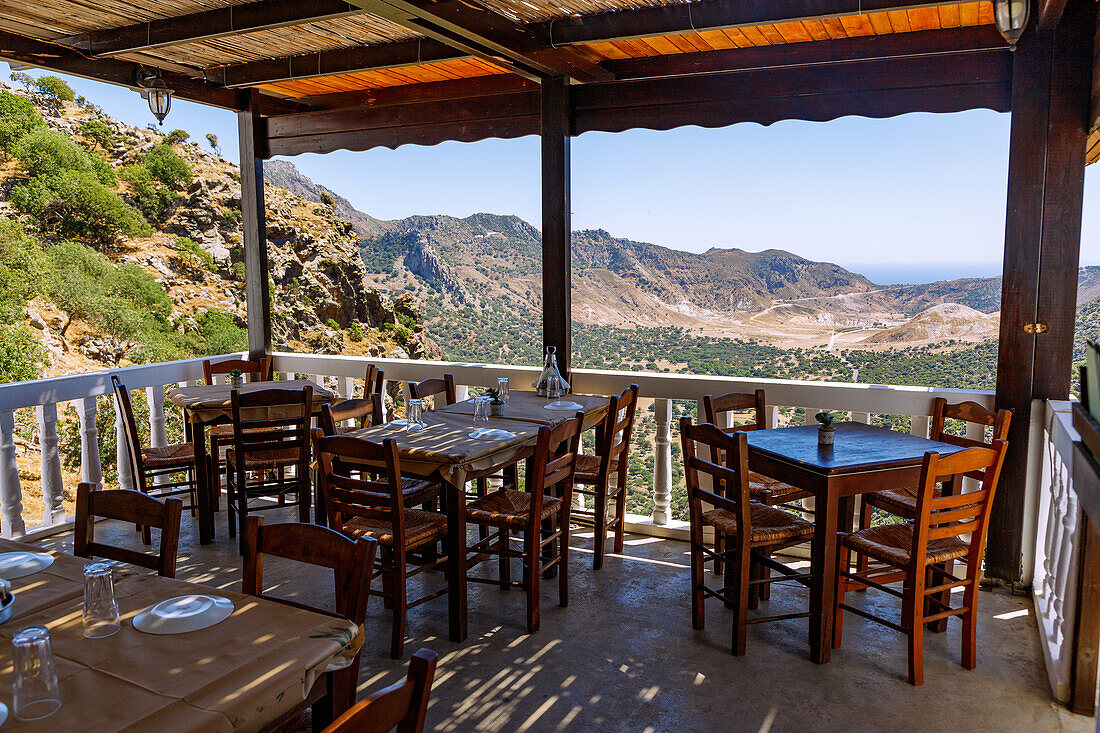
[37,508,1094,733]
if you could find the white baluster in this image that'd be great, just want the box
[78,397,103,488]
[851,412,870,424]
[36,404,64,526]
[765,405,779,430]
[340,376,354,400]
[454,384,470,402]
[0,411,26,538]
[803,409,817,426]
[1044,462,1067,627]
[910,415,930,438]
[115,397,134,491]
[1052,486,1079,644]
[146,386,167,448]
[652,398,672,526]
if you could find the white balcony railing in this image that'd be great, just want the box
[1032,400,1080,705]
[0,351,1000,542]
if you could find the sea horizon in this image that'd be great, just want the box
[840,261,1005,286]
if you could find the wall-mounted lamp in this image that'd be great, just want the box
[993,0,1030,45]
[134,68,174,124]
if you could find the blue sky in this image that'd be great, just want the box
[5,62,1099,281]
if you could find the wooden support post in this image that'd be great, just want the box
[239,90,272,362]
[992,0,1095,582]
[541,76,572,376]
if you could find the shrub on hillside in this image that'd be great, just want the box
[85,150,116,186]
[32,76,74,102]
[166,129,189,145]
[198,312,246,355]
[12,169,150,244]
[0,91,44,152]
[143,144,191,190]
[79,118,113,149]
[120,164,174,222]
[0,324,47,383]
[0,221,47,323]
[174,237,215,271]
[319,190,336,207]
[10,128,88,177]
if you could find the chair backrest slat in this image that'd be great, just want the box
[364,364,385,397]
[594,385,639,477]
[230,387,313,471]
[203,357,270,385]
[74,483,183,577]
[322,395,383,435]
[526,415,583,528]
[409,374,456,406]
[703,390,766,432]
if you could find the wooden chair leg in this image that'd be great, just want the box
[296,470,310,523]
[690,525,706,631]
[235,469,248,554]
[524,531,540,634]
[747,556,761,611]
[856,499,873,578]
[390,550,406,659]
[613,485,626,554]
[731,547,750,656]
[758,548,772,601]
[499,529,511,590]
[382,548,395,610]
[833,545,850,649]
[906,574,926,686]
[713,532,724,576]
[961,577,978,670]
[558,509,570,608]
[209,435,221,513]
[593,481,608,571]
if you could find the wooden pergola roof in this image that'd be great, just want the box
[0,0,1022,155]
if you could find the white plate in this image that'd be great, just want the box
[133,595,234,635]
[386,418,408,427]
[469,428,518,440]
[543,401,584,411]
[0,552,54,580]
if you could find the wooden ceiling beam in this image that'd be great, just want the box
[264,47,1010,156]
[295,74,536,109]
[533,0,980,46]
[346,0,613,82]
[56,0,363,56]
[210,37,465,88]
[0,31,303,114]
[606,25,1008,79]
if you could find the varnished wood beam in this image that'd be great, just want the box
[211,38,464,88]
[992,0,1095,582]
[346,0,612,83]
[295,74,535,109]
[57,0,362,56]
[542,77,572,376]
[533,0,976,46]
[240,90,272,362]
[605,25,1007,79]
[0,30,303,114]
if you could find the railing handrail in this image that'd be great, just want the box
[0,354,239,412]
[271,351,995,414]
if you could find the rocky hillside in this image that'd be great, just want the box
[263,159,390,241]
[859,303,998,344]
[0,80,435,383]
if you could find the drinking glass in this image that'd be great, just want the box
[473,396,491,426]
[496,378,510,405]
[12,625,61,721]
[406,398,424,433]
[83,561,120,638]
[546,374,565,401]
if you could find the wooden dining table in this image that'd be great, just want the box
[0,538,359,731]
[341,391,611,643]
[744,421,967,664]
[168,379,336,545]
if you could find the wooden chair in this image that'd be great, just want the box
[74,483,183,577]
[702,390,813,600]
[859,398,1011,524]
[225,386,313,551]
[364,363,385,397]
[572,384,638,570]
[681,418,814,655]
[205,357,271,511]
[315,434,454,659]
[112,376,201,540]
[322,648,438,733]
[834,440,1009,685]
[242,517,377,724]
[464,414,583,634]
[409,373,456,407]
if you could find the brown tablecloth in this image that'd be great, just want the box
[168,379,335,424]
[0,539,358,732]
[344,391,610,489]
